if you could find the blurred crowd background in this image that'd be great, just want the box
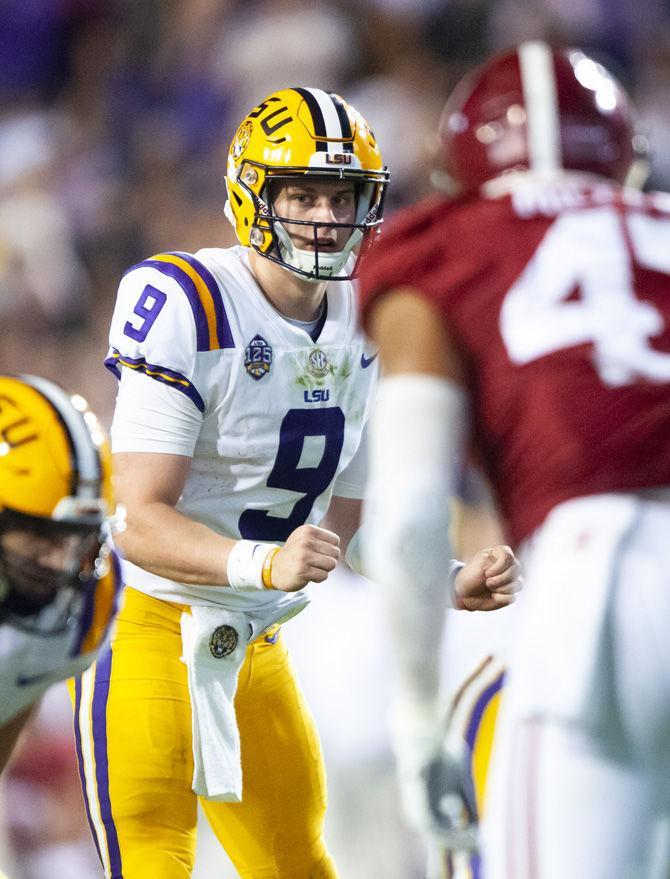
[0,0,668,877]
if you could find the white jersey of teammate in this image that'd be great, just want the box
[106,245,376,618]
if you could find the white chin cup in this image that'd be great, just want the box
[274,220,362,280]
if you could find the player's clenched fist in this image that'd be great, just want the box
[271,525,340,592]
[454,544,522,611]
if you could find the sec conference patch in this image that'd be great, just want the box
[307,348,329,378]
[245,335,272,380]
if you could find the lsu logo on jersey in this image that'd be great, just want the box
[245,335,272,380]
[303,388,330,403]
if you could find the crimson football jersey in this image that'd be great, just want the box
[359,179,670,545]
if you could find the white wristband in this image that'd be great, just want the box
[227,540,279,590]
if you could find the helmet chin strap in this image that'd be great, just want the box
[273,220,363,281]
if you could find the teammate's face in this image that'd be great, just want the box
[0,527,99,607]
[271,180,357,253]
[1,529,81,571]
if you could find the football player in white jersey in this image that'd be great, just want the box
[0,375,119,774]
[74,88,521,879]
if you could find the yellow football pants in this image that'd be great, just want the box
[71,587,338,879]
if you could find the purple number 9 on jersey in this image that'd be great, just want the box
[123,285,167,343]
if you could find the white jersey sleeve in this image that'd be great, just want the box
[105,251,235,415]
[111,368,203,456]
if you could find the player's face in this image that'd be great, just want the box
[271,180,357,253]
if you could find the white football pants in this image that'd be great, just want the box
[482,494,670,879]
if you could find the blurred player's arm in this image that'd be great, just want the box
[325,379,518,602]
[363,289,517,842]
[364,288,466,714]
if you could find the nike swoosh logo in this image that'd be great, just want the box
[360,352,379,369]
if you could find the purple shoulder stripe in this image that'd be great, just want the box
[122,254,235,351]
[171,252,235,350]
[139,259,211,351]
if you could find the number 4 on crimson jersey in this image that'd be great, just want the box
[358,180,670,546]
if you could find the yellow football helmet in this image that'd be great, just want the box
[0,375,114,632]
[225,87,389,281]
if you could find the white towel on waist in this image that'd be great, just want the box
[180,605,252,802]
[180,593,311,802]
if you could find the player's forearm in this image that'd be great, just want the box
[116,501,236,586]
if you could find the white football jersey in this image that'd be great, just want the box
[106,246,377,618]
